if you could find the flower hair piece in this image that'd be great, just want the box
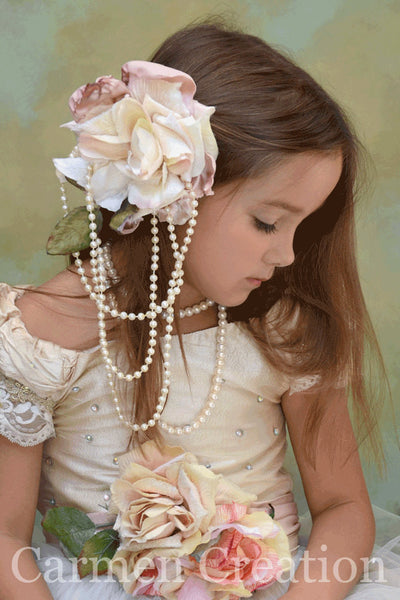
[53,60,218,238]
[48,61,220,434]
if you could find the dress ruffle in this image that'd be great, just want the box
[0,283,79,400]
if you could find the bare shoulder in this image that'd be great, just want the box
[15,265,100,351]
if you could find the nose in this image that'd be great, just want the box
[262,232,295,268]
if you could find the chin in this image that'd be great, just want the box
[215,291,253,308]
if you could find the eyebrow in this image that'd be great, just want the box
[260,200,305,215]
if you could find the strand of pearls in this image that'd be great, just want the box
[159,304,227,435]
[107,304,226,433]
[165,299,215,320]
[68,163,217,432]
[101,242,215,320]
[58,145,79,216]
[80,197,198,323]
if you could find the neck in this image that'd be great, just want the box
[167,284,217,334]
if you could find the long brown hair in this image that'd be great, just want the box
[79,20,391,472]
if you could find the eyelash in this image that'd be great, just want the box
[253,217,277,235]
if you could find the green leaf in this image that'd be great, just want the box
[78,528,120,578]
[42,507,97,557]
[46,206,103,255]
[109,199,139,232]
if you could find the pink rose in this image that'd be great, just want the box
[180,528,283,599]
[69,75,129,122]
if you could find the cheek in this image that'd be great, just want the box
[193,225,254,283]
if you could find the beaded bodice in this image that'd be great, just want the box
[0,283,319,553]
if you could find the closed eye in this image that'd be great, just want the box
[253,217,277,234]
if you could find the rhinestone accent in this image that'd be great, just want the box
[273,427,279,436]
[103,492,111,501]
[85,434,93,442]
[45,457,53,466]
[90,404,99,412]
[113,456,119,465]
[205,463,212,469]
[72,386,80,393]
[257,395,264,403]
[235,429,244,437]
[49,497,56,505]
[245,464,253,470]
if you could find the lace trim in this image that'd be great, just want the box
[0,372,55,447]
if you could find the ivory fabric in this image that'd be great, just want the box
[0,282,319,554]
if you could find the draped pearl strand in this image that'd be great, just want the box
[159,304,227,435]
[69,163,226,433]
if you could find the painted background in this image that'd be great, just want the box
[0,0,399,515]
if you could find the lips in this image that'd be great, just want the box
[246,278,263,287]
[246,272,274,287]
[249,273,273,281]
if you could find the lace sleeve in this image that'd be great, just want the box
[0,371,55,446]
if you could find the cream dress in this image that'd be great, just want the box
[0,283,399,599]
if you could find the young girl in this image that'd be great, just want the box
[0,22,399,600]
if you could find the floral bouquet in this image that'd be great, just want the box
[43,441,291,599]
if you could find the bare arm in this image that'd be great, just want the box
[280,386,375,600]
[0,437,54,599]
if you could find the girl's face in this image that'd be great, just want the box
[177,152,343,308]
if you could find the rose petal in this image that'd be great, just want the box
[194,101,218,159]
[129,118,163,179]
[152,116,194,177]
[132,476,182,502]
[110,479,143,512]
[192,153,216,198]
[127,172,185,211]
[178,575,213,600]
[52,157,90,188]
[214,503,249,526]
[121,60,196,109]
[112,97,146,142]
[69,75,129,122]
[90,162,129,211]
[158,196,193,225]
[175,466,209,531]
[117,441,186,474]
[79,132,129,161]
[72,105,118,136]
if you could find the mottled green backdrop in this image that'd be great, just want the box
[1,0,399,514]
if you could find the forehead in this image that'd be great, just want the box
[238,152,343,212]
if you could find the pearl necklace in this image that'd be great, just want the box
[101,242,216,321]
[159,305,227,435]
[110,304,227,434]
[95,244,224,434]
[63,163,227,434]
